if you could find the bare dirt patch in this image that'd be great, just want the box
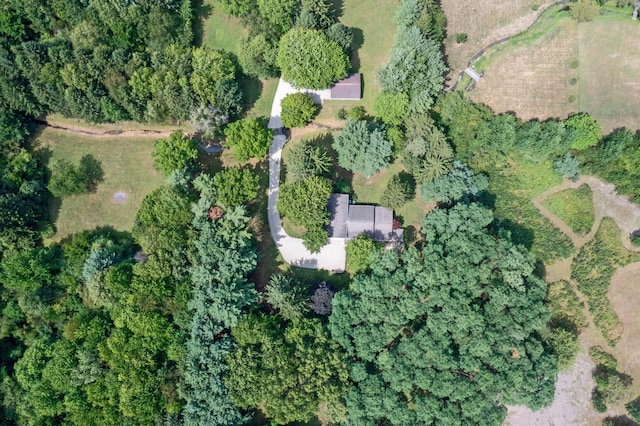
[471,17,578,121]
[608,263,640,393]
[442,0,553,72]
[506,351,599,426]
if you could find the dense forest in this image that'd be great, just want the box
[2,0,639,424]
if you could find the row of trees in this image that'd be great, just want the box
[1,0,250,124]
[217,0,353,89]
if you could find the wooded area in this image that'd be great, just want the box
[2,0,640,424]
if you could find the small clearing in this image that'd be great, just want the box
[37,128,165,241]
[542,184,595,236]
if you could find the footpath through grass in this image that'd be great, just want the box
[571,218,640,347]
[543,184,595,236]
[483,158,575,264]
[36,128,165,242]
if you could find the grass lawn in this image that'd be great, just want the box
[543,184,595,236]
[201,0,277,119]
[35,128,165,242]
[315,0,398,123]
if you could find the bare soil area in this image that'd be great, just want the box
[608,263,640,394]
[506,352,599,426]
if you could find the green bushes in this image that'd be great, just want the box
[579,129,640,203]
[280,93,318,128]
[543,185,594,236]
[545,280,586,369]
[212,167,259,207]
[588,346,633,411]
[571,219,640,345]
[48,155,104,197]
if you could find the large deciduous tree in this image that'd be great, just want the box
[280,92,318,128]
[223,118,273,161]
[212,167,259,207]
[566,112,601,150]
[225,314,349,425]
[277,28,349,89]
[332,120,393,177]
[330,202,557,425]
[152,131,199,175]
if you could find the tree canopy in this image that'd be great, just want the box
[329,202,557,425]
[224,118,273,161]
[333,120,393,177]
[280,92,318,128]
[277,28,349,89]
[226,314,349,425]
[152,131,199,175]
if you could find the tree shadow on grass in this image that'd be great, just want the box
[241,76,264,114]
[79,154,104,193]
[349,27,364,73]
[602,416,637,426]
[191,0,213,47]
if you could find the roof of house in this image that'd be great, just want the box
[330,73,362,100]
[326,194,399,241]
[327,194,349,239]
[374,206,393,239]
[347,205,375,238]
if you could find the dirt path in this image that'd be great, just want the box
[533,175,640,253]
[39,121,175,139]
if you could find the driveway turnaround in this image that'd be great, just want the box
[267,133,346,272]
[266,79,346,272]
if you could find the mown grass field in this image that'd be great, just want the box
[315,0,398,122]
[471,11,640,132]
[35,128,165,242]
[543,184,595,236]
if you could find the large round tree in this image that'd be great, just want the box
[329,202,558,425]
[277,28,349,89]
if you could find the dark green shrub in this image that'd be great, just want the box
[592,390,608,413]
[348,106,366,120]
[336,108,347,120]
[455,33,468,43]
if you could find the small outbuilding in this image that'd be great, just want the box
[330,73,362,100]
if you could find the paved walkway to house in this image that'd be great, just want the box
[266,80,346,272]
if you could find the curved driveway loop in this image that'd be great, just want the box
[266,80,346,272]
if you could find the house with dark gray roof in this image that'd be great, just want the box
[330,74,362,100]
[327,193,402,242]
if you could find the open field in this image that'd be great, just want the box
[442,0,552,73]
[471,13,578,123]
[471,13,640,133]
[315,0,397,122]
[543,184,595,236]
[34,128,165,242]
